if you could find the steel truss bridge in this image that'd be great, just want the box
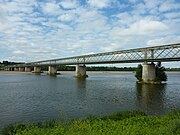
[8,43,180,67]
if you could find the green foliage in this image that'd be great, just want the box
[101,111,146,121]
[155,62,167,82]
[135,64,142,81]
[166,68,180,71]
[2,110,180,135]
[86,66,136,71]
[39,65,137,71]
[1,124,26,135]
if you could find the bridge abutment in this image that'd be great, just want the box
[142,62,156,83]
[33,66,41,73]
[75,65,88,78]
[47,66,58,75]
[25,67,31,72]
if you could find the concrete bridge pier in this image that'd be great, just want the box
[19,67,25,72]
[14,67,19,71]
[142,62,156,83]
[33,66,41,73]
[10,67,14,71]
[5,67,8,71]
[75,64,88,78]
[47,66,57,75]
[25,67,31,72]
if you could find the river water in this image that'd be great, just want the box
[0,72,180,128]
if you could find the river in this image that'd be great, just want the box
[0,72,180,128]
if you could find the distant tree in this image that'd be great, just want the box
[135,64,142,81]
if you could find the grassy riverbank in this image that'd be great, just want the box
[1,110,180,135]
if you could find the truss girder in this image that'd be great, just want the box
[11,43,180,67]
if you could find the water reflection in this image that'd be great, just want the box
[75,78,87,89]
[75,78,87,99]
[136,83,167,115]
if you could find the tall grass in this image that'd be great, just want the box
[1,110,180,135]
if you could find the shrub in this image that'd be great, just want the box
[135,64,142,81]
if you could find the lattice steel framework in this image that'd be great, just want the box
[10,43,180,67]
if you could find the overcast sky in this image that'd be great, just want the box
[0,0,180,67]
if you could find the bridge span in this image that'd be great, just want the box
[4,43,180,83]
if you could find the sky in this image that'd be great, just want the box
[0,0,180,67]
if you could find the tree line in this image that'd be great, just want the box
[42,66,180,71]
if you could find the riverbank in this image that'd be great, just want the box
[1,110,180,135]
[0,71,32,74]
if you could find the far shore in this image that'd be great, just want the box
[0,71,134,75]
[0,70,180,75]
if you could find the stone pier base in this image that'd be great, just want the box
[14,67,19,71]
[142,63,156,83]
[33,66,41,74]
[19,67,25,72]
[47,66,59,75]
[75,65,88,78]
[25,67,31,72]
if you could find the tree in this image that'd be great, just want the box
[155,62,167,82]
[135,64,142,81]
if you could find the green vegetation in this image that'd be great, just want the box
[135,64,142,81]
[166,68,180,71]
[55,66,137,71]
[1,110,180,135]
[155,62,167,82]
[47,65,180,72]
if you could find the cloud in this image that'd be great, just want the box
[164,12,180,19]
[159,0,180,12]
[87,0,112,9]
[147,36,180,46]
[60,0,79,9]
[41,2,61,15]
[58,13,75,22]
[129,20,168,35]
[111,19,168,37]
[128,0,139,4]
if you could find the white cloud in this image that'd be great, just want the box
[147,36,180,46]
[58,13,75,22]
[164,12,180,19]
[144,0,162,10]
[111,19,168,37]
[130,20,168,35]
[87,0,111,9]
[60,0,79,9]
[41,2,60,15]
[13,50,25,54]
[159,0,180,12]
